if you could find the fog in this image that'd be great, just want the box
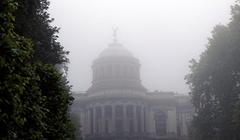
[49,0,234,94]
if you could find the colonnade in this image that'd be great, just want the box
[86,103,148,136]
[93,64,140,81]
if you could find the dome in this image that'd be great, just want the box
[99,42,133,58]
[89,41,145,93]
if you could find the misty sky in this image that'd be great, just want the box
[49,0,235,94]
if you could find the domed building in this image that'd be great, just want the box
[72,33,193,140]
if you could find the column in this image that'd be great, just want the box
[102,105,105,134]
[112,104,116,134]
[109,105,113,134]
[93,106,96,134]
[87,108,90,134]
[141,106,144,133]
[83,109,88,136]
[142,106,145,133]
[123,104,127,134]
[167,108,177,134]
[149,109,156,136]
[144,106,150,134]
[101,105,104,134]
[89,107,94,134]
[133,105,137,133]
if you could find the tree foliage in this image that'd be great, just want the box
[36,64,74,139]
[186,1,240,140]
[71,113,83,140]
[0,1,45,139]
[14,0,69,65]
[0,0,74,139]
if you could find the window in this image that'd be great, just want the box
[104,105,112,118]
[115,105,123,118]
[96,106,102,118]
[126,105,133,118]
[105,120,109,134]
[129,119,134,133]
[155,110,167,136]
[116,119,123,134]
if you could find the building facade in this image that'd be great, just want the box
[72,38,193,140]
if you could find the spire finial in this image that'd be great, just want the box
[113,27,118,43]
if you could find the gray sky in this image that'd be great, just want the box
[49,0,235,94]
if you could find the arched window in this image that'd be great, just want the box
[154,110,167,136]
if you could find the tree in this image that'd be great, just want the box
[71,113,83,140]
[186,1,240,140]
[36,64,74,139]
[0,0,46,139]
[14,0,69,65]
[0,0,74,139]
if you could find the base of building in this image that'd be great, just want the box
[85,135,178,140]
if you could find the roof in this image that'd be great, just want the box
[98,42,133,58]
